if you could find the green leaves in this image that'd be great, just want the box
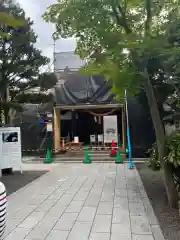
[147,142,161,171]
[0,1,53,122]
[43,0,180,101]
[38,72,58,91]
[0,12,24,27]
[0,11,25,40]
[148,132,180,170]
[166,133,180,168]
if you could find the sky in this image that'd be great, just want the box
[17,0,76,70]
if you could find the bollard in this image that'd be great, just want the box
[115,149,123,164]
[83,150,91,164]
[110,140,117,157]
[44,148,52,164]
[0,182,7,239]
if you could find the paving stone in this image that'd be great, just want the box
[115,189,127,197]
[18,211,46,229]
[129,201,146,216]
[90,188,103,195]
[25,217,57,239]
[139,187,148,199]
[143,199,158,225]
[112,208,130,224]
[28,195,47,205]
[49,201,67,212]
[130,215,152,235]
[92,215,111,233]
[111,233,132,240]
[111,223,131,234]
[101,192,114,202]
[9,205,36,219]
[114,197,129,210]
[151,225,165,240]
[67,221,92,240]
[89,233,110,240]
[53,213,78,230]
[77,207,96,222]
[5,228,32,240]
[45,206,66,219]
[73,192,89,201]
[103,188,114,195]
[35,200,56,212]
[56,194,74,206]
[111,219,131,239]
[46,230,69,240]
[65,201,84,213]
[97,202,113,215]
[46,190,64,200]
[132,234,154,240]
[127,183,139,188]
[84,195,100,207]
[127,190,142,202]
[115,184,126,189]
[4,218,24,238]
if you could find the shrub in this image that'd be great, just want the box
[147,142,161,171]
[165,133,180,168]
[147,133,180,170]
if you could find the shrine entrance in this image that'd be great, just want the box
[53,103,126,153]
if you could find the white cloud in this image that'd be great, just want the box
[17,0,76,70]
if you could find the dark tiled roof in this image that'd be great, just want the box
[54,72,118,106]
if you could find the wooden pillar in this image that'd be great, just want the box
[54,107,61,152]
[122,107,126,152]
[71,110,76,140]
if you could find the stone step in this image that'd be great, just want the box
[54,154,127,162]
[22,156,147,163]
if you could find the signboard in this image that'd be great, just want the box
[0,127,22,172]
[98,134,103,142]
[90,135,96,143]
[103,115,118,143]
[46,122,53,132]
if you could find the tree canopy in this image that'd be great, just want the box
[43,1,180,101]
[0,1,24,39]
[0,0,57,123]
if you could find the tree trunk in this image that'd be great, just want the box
[164,162,179,208]
[4,106,9,124]
[143,71,179,208]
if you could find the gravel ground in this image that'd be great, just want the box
[0,170,47,196]
[136,163,180,240]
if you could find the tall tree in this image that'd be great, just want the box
[0,1,24,39]
[13,72,57,104]
[0,0,53,123]
[44,0,180,207]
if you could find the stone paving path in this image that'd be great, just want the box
[5,163,164,240]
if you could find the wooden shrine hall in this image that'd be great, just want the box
[53,70,126,153]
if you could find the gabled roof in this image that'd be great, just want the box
[54,71,123,106]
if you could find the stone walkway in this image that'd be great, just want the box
[5,163,164,240]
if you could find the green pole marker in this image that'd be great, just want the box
[83,149,91,164]
[44,148,52,164]
[115,149,123,164]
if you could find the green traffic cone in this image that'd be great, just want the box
[83,150,91,164]
[115,149,123,164]
[44,148,52,164]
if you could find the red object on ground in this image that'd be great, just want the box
[111,140,117,156]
